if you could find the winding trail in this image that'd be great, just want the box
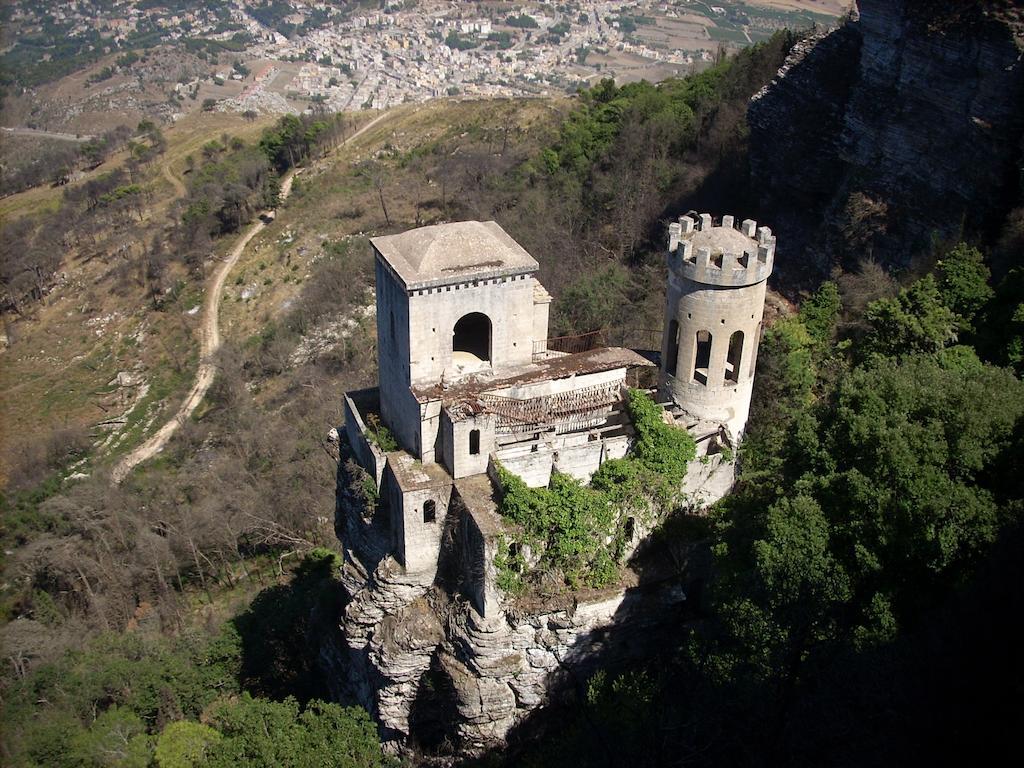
[111,112,388,483]
[161,158,186,199]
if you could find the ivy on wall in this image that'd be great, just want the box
[494,390,697,591]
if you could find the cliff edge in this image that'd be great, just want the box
[749,0,1024,278]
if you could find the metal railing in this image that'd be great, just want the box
[532,330,605,359]
[532,328,664,361]
[604,328,662,352]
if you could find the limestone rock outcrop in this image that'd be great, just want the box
[327,462,693,754]
[749,0,1024,276]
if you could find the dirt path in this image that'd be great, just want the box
[161,159,186,199]
[1,126,95,142]
[111,111,388,483]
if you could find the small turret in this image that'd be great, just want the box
[667,213,775,288]
[660,212,776,438]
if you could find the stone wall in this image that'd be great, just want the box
[383,453,453,575]
[492,441,555,488]
[443,409,496,479]
[375,258,420,455]
[344,388,387,489]
[493,430,632,489]
[406,272,538,385]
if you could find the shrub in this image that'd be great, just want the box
[365,413,398,452]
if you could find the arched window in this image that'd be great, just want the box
[469,429,481,455]
[666,319,680,377]
[749,323,762,376]
[726,330,744,384]
[452,312,491,362]
[693,330,712,385]
[423,499,436,523]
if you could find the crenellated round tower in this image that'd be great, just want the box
[660,212,776,437]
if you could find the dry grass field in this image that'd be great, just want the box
[0,110,279,483]
[219,98,570,344]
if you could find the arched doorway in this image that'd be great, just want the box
[453,312,492,363]
[726,330,744,384]
[666,319,680,377]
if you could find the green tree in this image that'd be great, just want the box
[978,267,1024,374]
[1,629,242,766]
[936,243,994,334]
[19,712,88,768]
[202,694,383,768]
[79,707,152,767]
[154,721,221,768]
[713,348,1023,683]
[863,274,957,358]
[798,280,841,346]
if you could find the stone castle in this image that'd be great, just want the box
[337,213,775,747]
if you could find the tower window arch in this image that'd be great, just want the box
[469,429,481,455]
[693,330,712,385]
[726,330,744,384]
[423,499,436,523]
[453,312,491,362]
[666,319,680,377]
[749,323,762,376]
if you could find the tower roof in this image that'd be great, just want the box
[371,220,539,289]
[685,225,756,255]
[667,213,776,288]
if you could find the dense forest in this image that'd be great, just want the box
[2,22,1023,767]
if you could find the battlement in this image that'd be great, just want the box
[667,213,775,287]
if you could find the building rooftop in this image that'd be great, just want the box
[411,346,653,404]
[371,220,539,289]
[386,449,452,492]
[453,475,505,537]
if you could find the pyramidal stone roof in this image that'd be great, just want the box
[371,220,539,289]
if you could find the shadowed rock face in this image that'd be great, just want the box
[749,0,1024,279]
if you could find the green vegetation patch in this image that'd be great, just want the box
[1,549,385,767]
[706,247,1024,682]
[494,390,695,591]
[708,26,750,44]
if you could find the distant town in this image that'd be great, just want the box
[2,1,845,117]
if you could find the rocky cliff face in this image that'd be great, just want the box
[749,0,1024,278]
[324,460,703,756]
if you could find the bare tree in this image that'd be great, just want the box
[357,160,392,227]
